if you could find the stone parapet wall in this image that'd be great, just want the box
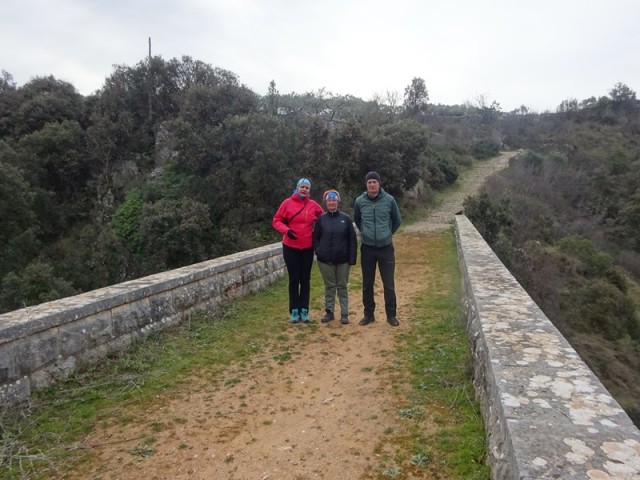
[454,214,640,479]
[0,243,286,406]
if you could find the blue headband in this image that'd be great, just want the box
[297,178,311,188]
[323,189,340,201]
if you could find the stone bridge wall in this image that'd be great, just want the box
[455,214,640,479]
[0,243,286,406]
[3,218,640,478]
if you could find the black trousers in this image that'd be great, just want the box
[361,243,396,317]
[282,245,315,311]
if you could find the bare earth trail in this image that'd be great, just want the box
[75,152,513,480]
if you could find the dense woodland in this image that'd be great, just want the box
[1,56,639,424]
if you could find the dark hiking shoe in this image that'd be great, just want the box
[359,314,375,326]
[340,314,349,324]
[387,316,400,327]
[321,310,335,323]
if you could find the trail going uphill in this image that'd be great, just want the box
[405,151,513,233]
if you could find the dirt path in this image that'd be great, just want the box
[405,151,512,233]
[74,153,512,480]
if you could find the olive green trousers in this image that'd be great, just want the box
[317,261,351,315]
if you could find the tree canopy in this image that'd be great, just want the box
[2,56,639,427]
[0,60,473,312]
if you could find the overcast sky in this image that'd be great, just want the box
[2,0,638,112]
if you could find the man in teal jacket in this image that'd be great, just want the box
[353,171,402,327]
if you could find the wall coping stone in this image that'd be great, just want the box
[455,214,640,479]
[0,243,281,345]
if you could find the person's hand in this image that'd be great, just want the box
[287,229,298,239]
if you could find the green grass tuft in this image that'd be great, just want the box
[391,231,489,479]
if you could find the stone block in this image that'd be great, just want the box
[149,290,176,323]
[173,283,201,312]
[0,377,30,406]
[0,343,16,383]
[111,299,150,337]
[59,311,112,357]
[14,330,59,376]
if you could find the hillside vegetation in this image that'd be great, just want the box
[0,63,471,312]
[464,87,640,425]
[1,59,638,424]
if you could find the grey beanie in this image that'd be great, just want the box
[365,171,381,183]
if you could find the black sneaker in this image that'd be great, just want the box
[321,310,335,323]
[387,316,400,327]
[340,314,349,324]
[359,314,375,326]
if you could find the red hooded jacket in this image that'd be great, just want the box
[272,193,324,250]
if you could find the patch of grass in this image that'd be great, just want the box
[224,377,242,387]
[382,465,403,478]
[397,407,423,421]
[272,352,293,363]
[410,451,431,468]
[149,421,164,432]
[388,231,489,479]
[129,444,156,460]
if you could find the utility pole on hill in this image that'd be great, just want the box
[148,37,153,124]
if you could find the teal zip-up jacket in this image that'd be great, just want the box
[354,188,402,247]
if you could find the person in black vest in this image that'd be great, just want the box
[313,189,357,325]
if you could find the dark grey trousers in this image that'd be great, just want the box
[360,243,396,317]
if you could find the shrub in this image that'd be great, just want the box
[112,190,144,247]
[471,139,500,160]
[572,280,638,341]
[556,236,629,291]
[557,236,615,279]
[617,250,640,282]
[423,151,459,190]
[463,190,513,243]
[0,261,78,312]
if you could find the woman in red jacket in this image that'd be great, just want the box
[272,178,324,323]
